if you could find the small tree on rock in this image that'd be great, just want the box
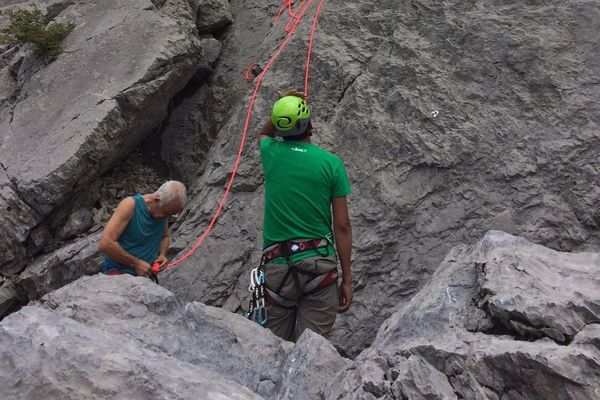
[0,8,75,60]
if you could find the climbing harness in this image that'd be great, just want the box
[246,238,336,324]
[260,238,338,311]
[246,265,268,325]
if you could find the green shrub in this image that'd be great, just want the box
[0,9,75,60]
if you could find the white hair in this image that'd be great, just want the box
[154,181,187,209]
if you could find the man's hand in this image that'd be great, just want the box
[338,282,353,313]
[133,260,152,277]
[154,255,168,272]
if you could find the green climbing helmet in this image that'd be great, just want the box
[271,95,311,136]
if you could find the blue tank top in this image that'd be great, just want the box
[102,194,165,275]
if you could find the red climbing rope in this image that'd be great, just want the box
[303,0,325,97]
[161,0,326,271]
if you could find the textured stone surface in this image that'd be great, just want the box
[0,274,347,399]
[273,329,349,400]
[57,207,93,239]
[16,230,103,301]
[194,0,233,34]
[160,0,600,357]
[159,0,274,184]
[1,0,600,369]
[324,231,600,400]
[473,233,600,343]
[0,279,19,317]
[0,307,264,400]
[0,0,205,271]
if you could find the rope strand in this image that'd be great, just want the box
[164,0,324,269]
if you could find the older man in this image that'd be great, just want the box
[98,180,186,277]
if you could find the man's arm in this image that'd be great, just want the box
[332,196,352,312]
[98,197,152,277]
[259,118,276,142]
[154,221,170,270]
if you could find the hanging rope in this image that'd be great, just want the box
[158,0,326,272]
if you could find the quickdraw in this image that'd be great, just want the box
[246,266,268,326]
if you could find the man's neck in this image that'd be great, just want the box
[143,194,158,216]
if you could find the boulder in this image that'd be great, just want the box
[194,0,234,34]
[324,231,600,400]
[57,207,93,239]
[473,233,600,343]
[17,230,103,301]
[0,306,264,400]
[0,273,348,398]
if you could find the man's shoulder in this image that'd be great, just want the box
[119,196,136,208]
[311,145,344,164]
[259,135,276,147]
[115,196,138,216]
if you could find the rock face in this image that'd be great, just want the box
[325,231,600,400]
[0,274,348,399]
[1,0,600,368]
[16,230,103,301]
[158,0,600,357]
[0,0,207,272]
[159,0,274,184]
[3,231,598,399]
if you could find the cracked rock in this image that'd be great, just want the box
[325,231,600,400]
[0,0,203,272]
[0,274,347,399]
[57,207,93,239]
[159,0,600,359]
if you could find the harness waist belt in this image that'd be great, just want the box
[262,238,328,263]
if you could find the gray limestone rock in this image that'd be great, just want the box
[195,0,234,34]
[472,231,600,343]
[324,231,600,400]
[393,355,458,400]
[57,207,93,239]
[17,230,103,301]
[159,0,273,184]
[0,306,265,400]
[572,324,600,351]
[28,223,51,250]
[0,0,204,272]
[0,167,39,275]
[0,279,20,317]
[0,274,348,398]
[160,0,600,358]
[273,329,349,400]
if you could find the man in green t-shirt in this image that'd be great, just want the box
[258,91,353,341]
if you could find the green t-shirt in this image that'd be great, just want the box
[260,137,351,263]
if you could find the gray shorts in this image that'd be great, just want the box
[263,255,338,342]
